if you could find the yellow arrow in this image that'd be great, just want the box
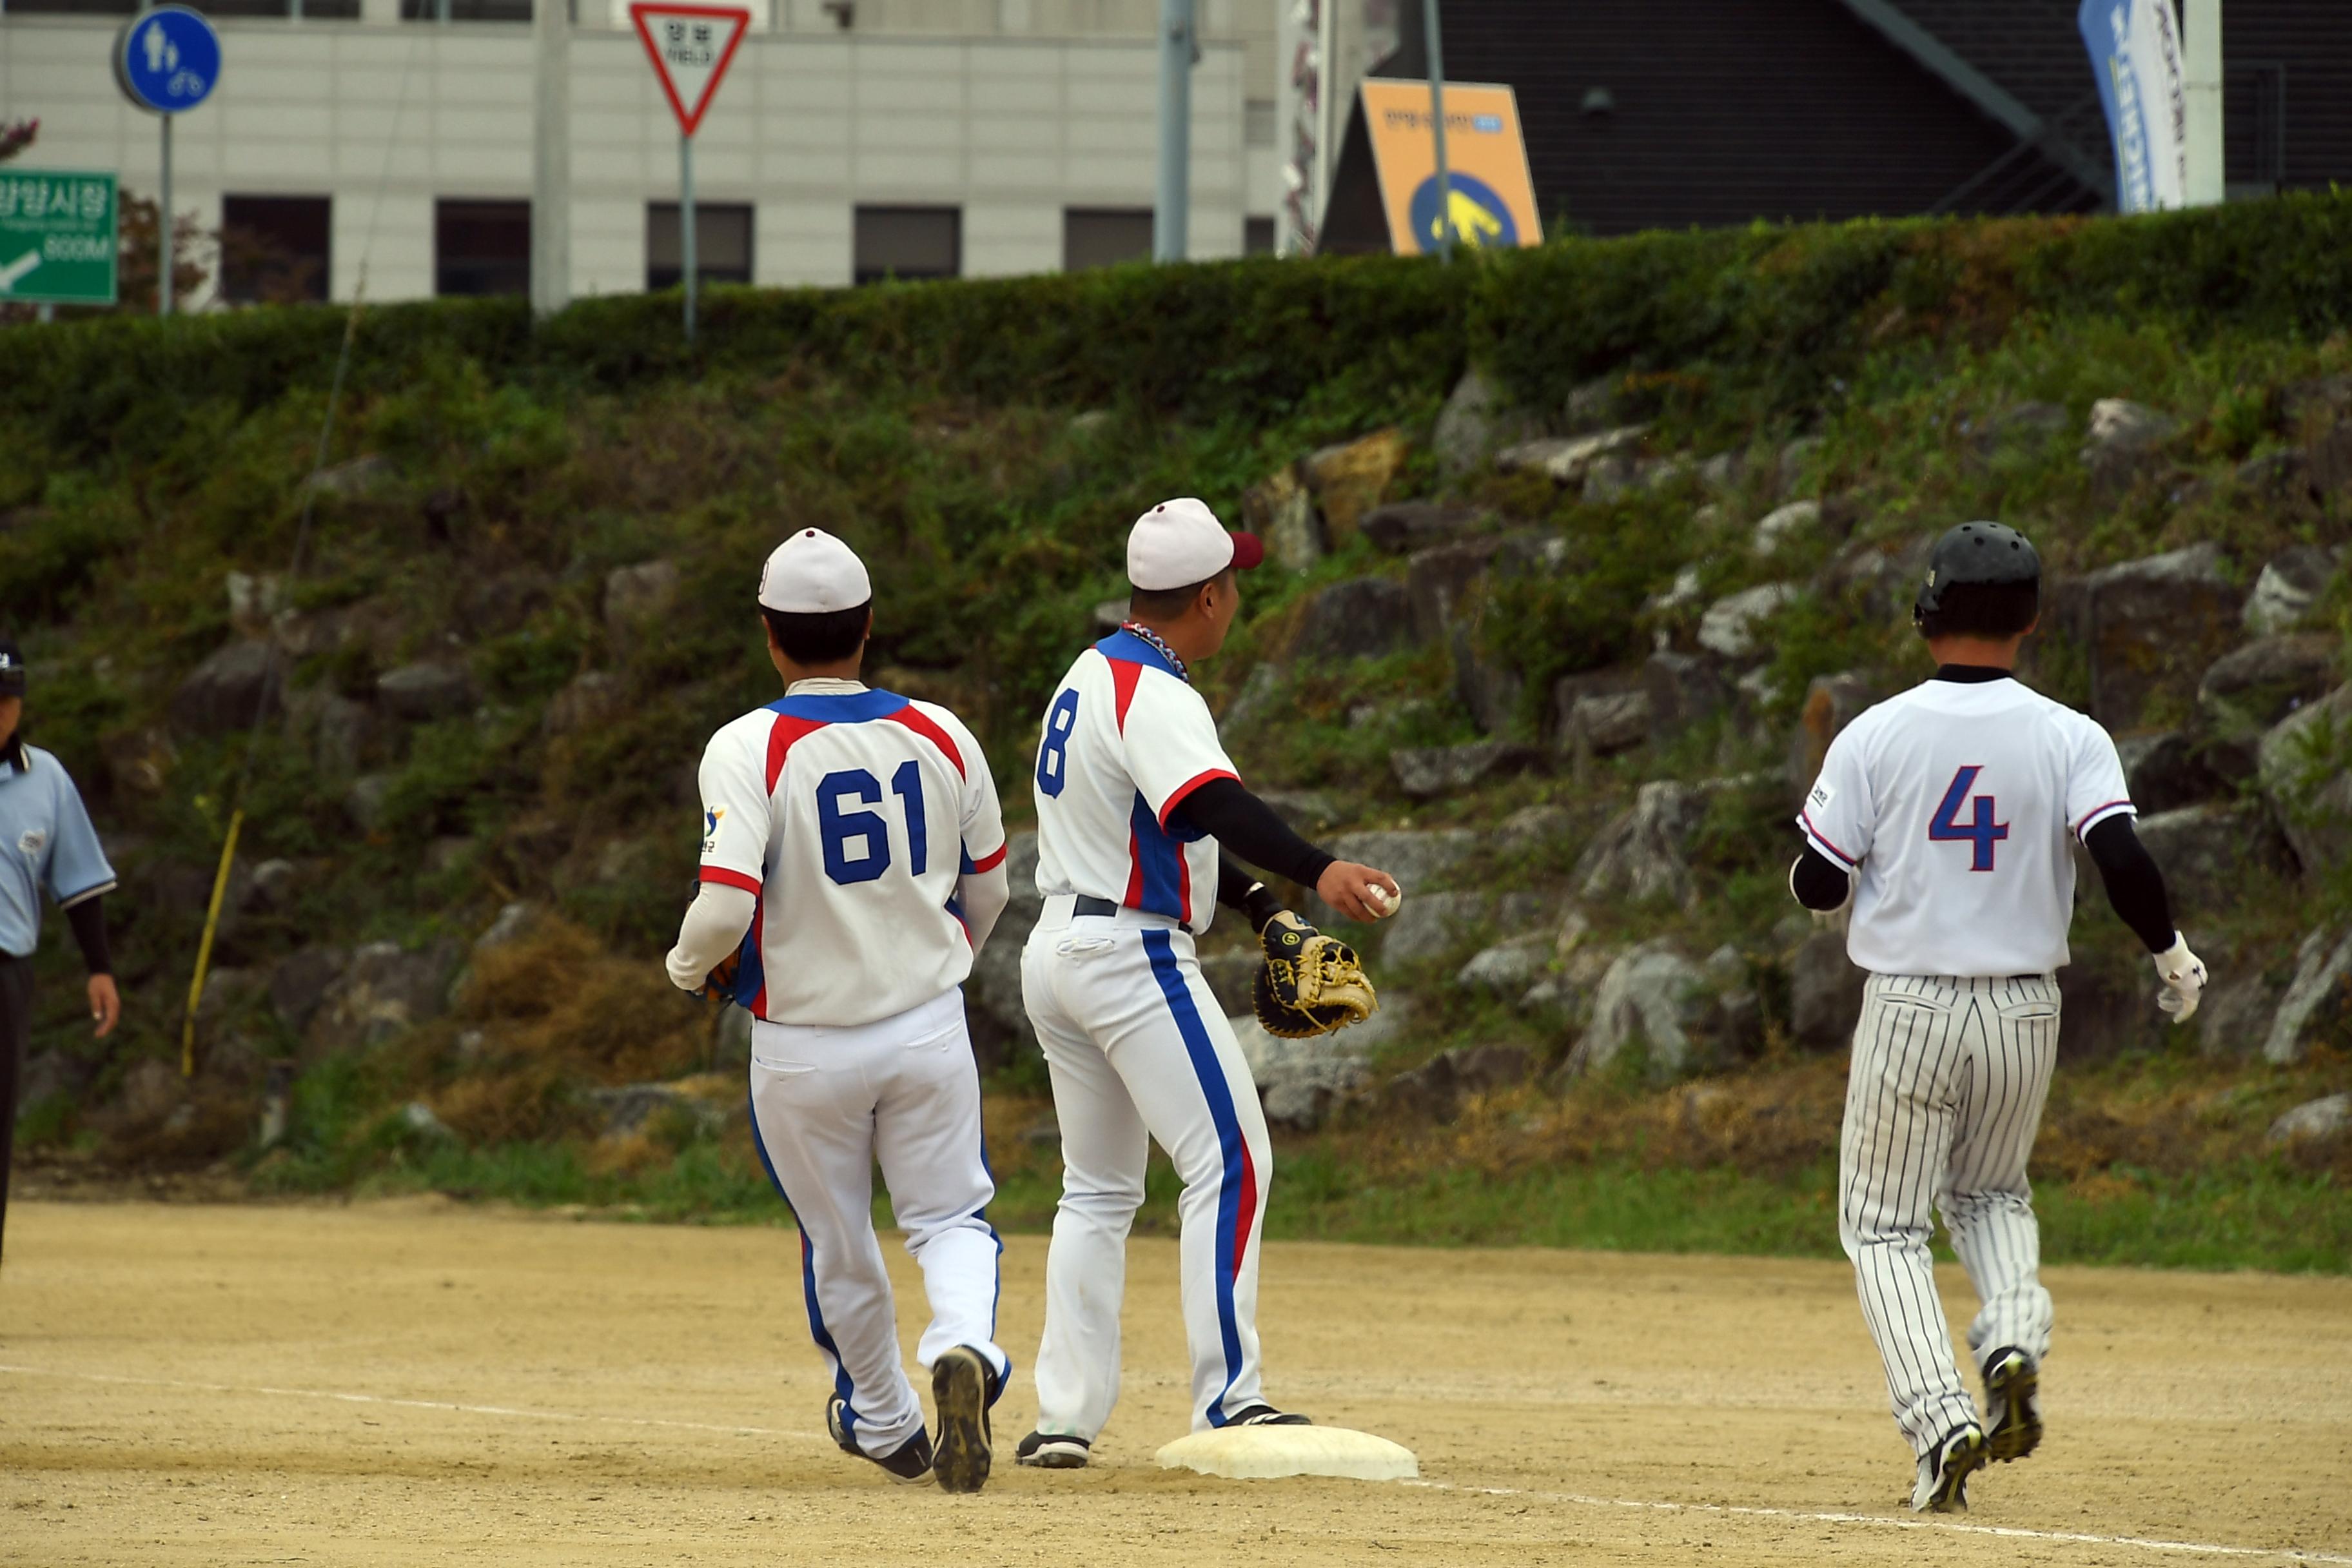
[1426,188,1504,250]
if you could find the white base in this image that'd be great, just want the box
[1154,1425,1420,1482]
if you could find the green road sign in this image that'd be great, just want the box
[0,169,119,308]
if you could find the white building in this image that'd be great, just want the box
[0,0,1288,304]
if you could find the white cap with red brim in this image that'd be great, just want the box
[1126,498,1265,591]
[759,527,873,613]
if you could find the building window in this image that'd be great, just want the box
[1244,216,1276,257]
[5,0,359,12]
[401,0,533,18]
[854,206,960,284]
[1245,98,1278,148]
[219,195,331,304]
[435,200,531,297]
[1063,208,1152,271]
[647,202,754,289]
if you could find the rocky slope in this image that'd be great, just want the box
[952,382,2352,1146]
[5,202,2350,1193]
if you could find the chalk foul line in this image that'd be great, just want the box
[1400,1479,2352,1563]
[0,1362,825,1444]
[3,1362,2344,1563]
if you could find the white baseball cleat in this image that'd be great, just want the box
[1015,1431,1092,1469]
[1911,1423,1988,1513]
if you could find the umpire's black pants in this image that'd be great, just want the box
[0,953,32,1269]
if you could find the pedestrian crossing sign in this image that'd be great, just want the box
[1359,80,1542,257]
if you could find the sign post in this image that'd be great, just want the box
[1423,0,1452,262]
[112,3,222,316]
[0,170,120,309]
[629,1,750,345]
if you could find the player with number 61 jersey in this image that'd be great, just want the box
[668,527,1012,1496]
[696,681,1003,1025]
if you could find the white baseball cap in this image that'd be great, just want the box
[1126,498,1264,592]
[758,528,872,613]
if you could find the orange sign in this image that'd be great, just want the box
[1359,79,1542,255]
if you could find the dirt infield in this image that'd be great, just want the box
[1,1201,2346,1567]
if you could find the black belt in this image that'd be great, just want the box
[1072,894,1191,936]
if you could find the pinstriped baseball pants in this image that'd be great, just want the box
[1839,972,2059,1456]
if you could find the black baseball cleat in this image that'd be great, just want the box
[1015,1430,1092,1469]
[828,1394,935,1483]
[1982,1347,2044,1462]
[1910,1422,1988,1514]
[930,1346,994,1494]
[1224,1405,1313,1427]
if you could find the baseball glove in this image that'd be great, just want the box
[1252,911,1378,1040]
[693,951,741,1004]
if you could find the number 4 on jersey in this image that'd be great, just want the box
[1929,765,2008,871]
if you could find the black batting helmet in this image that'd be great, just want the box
[1912,521,2041,629]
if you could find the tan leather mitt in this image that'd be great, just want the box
[1251,911,1378,1040]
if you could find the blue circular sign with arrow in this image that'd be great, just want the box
[1407,172,1518,254]
[114,5,222,116]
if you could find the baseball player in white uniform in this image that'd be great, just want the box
[665,527,1014,1493]
[1012,499,1398,1469]
[1790,521,2207,1513]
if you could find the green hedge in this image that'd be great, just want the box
[10,191,2352,470]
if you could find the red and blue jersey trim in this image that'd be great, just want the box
[2073,798,2135,838]
[1800,810,1859,868]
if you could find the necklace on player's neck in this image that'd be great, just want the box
[1120,622,1189,683]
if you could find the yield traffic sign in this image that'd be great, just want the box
[628,3,751,137]
[0,169,119,308]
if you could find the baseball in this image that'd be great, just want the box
[1366,883,1400,918]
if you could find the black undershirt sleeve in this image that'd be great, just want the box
[1214,854,1288,934]
[2084,815,2177,955]
[65,895,112,976]
[1173,778,1336,893]
[1789,845,1854,912]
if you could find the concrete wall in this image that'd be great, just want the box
[0,12,1256,302]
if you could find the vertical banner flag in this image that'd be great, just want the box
[2079,0,2188,213]
[1358,79,1540,256]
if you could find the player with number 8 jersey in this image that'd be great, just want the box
[1789,522,2207,1516]
[665,527,1013,1494]
[1014,499,1398,1469]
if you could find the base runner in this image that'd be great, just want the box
[1013,499,1398,1467]
[1789,521,2207,1513]
[665,529,1014,1493]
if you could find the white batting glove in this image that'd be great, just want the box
[2152,934,2207,1024]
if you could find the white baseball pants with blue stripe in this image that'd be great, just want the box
[747,986,1009,1461]
[1841,972,2059,1458]
[1022,900,1273,1437]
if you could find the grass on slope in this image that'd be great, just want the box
[203,1047,2352,1276]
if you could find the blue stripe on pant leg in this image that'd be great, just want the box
[747,1084,861,1444]
[972,1055,1010,1404]
[1141,928,1247,1426]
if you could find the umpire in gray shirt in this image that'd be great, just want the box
[0,637,120,1268]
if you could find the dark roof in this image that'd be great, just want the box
[1886,0,2351,191]
[1323,0,2352,248]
